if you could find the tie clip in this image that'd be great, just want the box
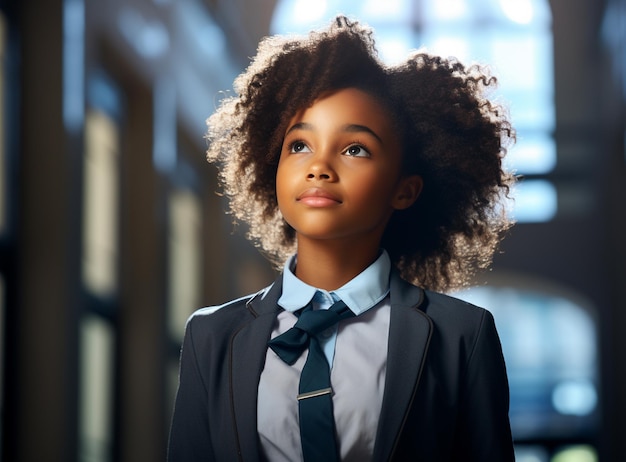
[297,387,332,401]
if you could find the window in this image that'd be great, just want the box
[78,314,115,462]
[82,109,120,298]
[167,188,203,342]
[79,71,124,462]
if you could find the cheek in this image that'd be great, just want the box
[356,165,390,190]
[275,162,292,211]
[351,172,400,209]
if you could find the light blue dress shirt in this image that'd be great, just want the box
[258,250,392,462]
[278,250,391,365]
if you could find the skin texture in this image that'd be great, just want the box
[276,89,421,290]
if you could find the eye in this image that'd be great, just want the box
[343,144,370,158]
[289,141,311,153]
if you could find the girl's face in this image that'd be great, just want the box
[276,88,420,248]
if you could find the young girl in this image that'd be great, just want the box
[168,16,516,462]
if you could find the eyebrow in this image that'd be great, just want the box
[285,122,384,144]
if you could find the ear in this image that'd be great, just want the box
[392,175,423,210]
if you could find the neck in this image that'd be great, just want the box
[294,236,381,291]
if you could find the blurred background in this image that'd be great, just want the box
[0,0,624,460]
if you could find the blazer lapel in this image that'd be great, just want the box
[229,276,283,461]
[226,272,432,461]
[372,272,433,461]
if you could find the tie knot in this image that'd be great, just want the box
[294,300,352,336]
[268,300,354,365]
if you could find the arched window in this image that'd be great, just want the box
[271,0,557,222]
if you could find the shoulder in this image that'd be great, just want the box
[189,294,254,320]
[391,272,498,345]
[420,289,498,347]
[179,284,278,362]
[422,289,490,321]
[185,284,275,332]
[391,271,492,332]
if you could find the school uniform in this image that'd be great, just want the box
[168,251,515,461]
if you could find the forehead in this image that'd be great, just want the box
[287,87,396,134]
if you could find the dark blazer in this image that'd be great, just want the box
[168,271,515,461]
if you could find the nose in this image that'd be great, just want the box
[307,151,337,181]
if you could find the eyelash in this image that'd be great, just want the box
[287,140,372,157]
[343,143,371,157]
[288,140,310,153]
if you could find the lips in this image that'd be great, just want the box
[297,188,342,207]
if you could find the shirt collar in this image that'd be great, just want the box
[278,250,391,316]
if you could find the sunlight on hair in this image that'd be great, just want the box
[500,0,534,25]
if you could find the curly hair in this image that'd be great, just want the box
[206,16,515,292]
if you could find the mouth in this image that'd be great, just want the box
[297,188,342,207]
